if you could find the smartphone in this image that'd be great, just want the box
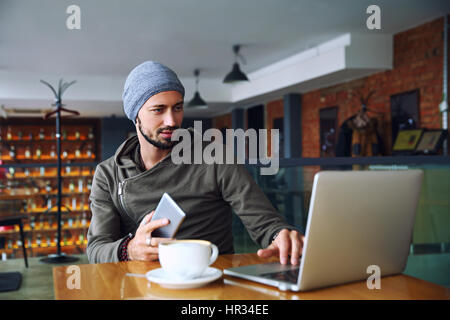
[149,193,186,238]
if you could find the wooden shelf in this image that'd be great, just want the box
[0,244,88,257]
[0,224,90,235]
[0,118,99,258]
[1,138,96,144]
[0,190,91,200]
[20,208,91,216]
[0,155,96,163]
[1,173,93,181]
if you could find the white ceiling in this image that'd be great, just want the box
[1,0,449,118]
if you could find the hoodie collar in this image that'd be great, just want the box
[113,127,195,170]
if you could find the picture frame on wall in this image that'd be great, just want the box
[390,90,420,148]
[415,129,447,155]
[392,129,423,155]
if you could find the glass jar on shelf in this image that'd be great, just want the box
[9,146,16,159]
[71,197,77,210]
[78,178,83,193]
[45,181,52,193]
[86,144,93,158]
[88,128,94,140]
[80,197,86,211]
[26,236,32,249]
[6,127,12,141]
[31,199,37,211]
[78,233,84,245]
[36,234,42,247]
[16,238,22,250]
[39,216,44,230]
[69,180,75,193]
[25,147,31,159]
[50,145,56,158]
[30,216,35,230]
[81,212,87,227]
[39,128,45,140]
[35,145,42,159]
[75,214,81,227]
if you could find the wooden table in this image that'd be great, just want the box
[53,253,450,300]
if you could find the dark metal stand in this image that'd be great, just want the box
[39,79,80,264]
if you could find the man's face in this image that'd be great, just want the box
[136,91,184,149]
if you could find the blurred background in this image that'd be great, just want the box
[0,0,449,298]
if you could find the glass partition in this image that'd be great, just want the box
[236,157,450,287]
[243,162,450,249]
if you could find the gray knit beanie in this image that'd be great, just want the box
[122,61,185,123]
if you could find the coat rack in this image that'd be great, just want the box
[39,79,80,264]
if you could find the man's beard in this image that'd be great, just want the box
[137,119,179,150]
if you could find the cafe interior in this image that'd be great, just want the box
[0,0,449,300]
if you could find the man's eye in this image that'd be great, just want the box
[152,108,162,113]
[175,105,183,111]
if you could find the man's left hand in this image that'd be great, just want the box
[257,229,305,265]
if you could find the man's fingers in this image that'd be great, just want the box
[149,237,174,247]
[289,231,302,265]
[142,217,170,233]
[140,211,155,226]
[257,244,278,258]
[278,231,291,265]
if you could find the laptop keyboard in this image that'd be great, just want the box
[260,268,299,284]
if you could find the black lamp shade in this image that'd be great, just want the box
[188,91,208,108]
[223,62,249,83]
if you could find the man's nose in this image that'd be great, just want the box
[163,111,176,127]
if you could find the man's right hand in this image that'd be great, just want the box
[127,210,172,261]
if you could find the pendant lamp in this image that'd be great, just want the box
[187,69,208,109]
[223,45,249,83]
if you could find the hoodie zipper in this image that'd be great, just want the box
[118,181,129,216]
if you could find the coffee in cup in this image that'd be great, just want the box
[158,240,218,280]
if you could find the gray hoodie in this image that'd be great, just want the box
[86,130,296,263]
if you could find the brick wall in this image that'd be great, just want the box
[211,113,232,131]
[213,16,448,157]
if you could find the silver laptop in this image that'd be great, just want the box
[224,170,424,291]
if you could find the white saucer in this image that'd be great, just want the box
[145,267,222,289]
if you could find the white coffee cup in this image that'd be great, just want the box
[158,240,219,280]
